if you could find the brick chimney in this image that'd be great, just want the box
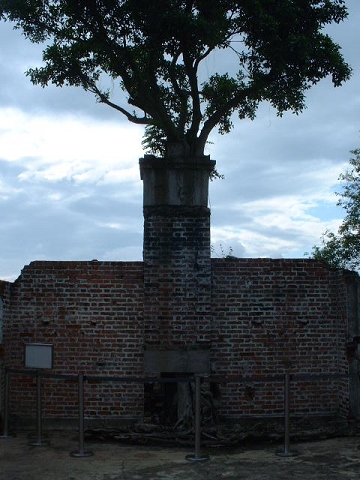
[140,149,215,374]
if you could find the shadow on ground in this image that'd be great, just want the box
[1,430,360,479]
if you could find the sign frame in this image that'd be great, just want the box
[24,343,54,370]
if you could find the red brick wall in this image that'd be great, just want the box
[1,261,144,421]
[0,280,10,362]
[143,205,212,348]
[210,258,349,418]
[0,258,355,422]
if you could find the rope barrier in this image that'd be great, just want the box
[6,368,356,384]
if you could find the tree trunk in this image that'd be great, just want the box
[175,382,194,429]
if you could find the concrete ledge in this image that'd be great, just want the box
[144,348,210,374]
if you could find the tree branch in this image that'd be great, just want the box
[88,83,150,125]
[168,50,189,136]
[182,50,202,150]
[197,82,259,154]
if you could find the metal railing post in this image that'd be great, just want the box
[0,368,12,439]
[70,373,93,457]
[186,375,209,462]
[276,372,298,457]
[29,371,49,446]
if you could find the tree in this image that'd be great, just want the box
[311,149,360,271]
[0,0,352,158]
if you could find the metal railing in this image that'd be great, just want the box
[0,367,356,460]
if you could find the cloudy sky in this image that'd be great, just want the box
[1,2,360,281]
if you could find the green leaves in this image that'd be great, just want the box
[0,0,352,157]
[201,73,257,135]
[311,149,360,271]
[202,74,238,134]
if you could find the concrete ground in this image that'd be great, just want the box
[1,430,360,479]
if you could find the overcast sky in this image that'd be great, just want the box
[1,1,360,281]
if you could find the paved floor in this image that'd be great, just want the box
[1,431,360,479]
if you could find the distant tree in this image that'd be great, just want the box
[311,148,360,271]
[211,244,237,259]
[0,0,352,158]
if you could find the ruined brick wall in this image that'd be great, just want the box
[341,270,360,419]
[0,258,356,422]
[210,258,349,418]
[140,156,214,373]
[0,278,10,416]
[143,205,211,349]
[2,261,144,421]
[0,280,11,362]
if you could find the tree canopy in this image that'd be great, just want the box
[311,149,360,271]
[0,0,352,157]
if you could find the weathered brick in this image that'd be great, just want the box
[0,257,357,422]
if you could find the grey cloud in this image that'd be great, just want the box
[0,164,143,279]
[0,22,128,122]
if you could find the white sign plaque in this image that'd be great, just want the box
[25,344,53,369]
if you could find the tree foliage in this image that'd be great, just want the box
[311,149,360,271]
[0,0,352,157]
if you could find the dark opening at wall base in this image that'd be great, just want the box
[144,372,194,425]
